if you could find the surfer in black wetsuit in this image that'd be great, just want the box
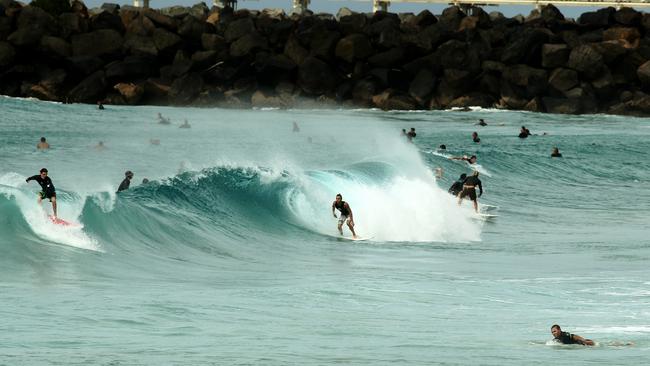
[448,173,467,196]
[117,171,134,192]
[26,168,57,218]
[458,171,483,213]
[472,131,480,143]
[332,193,357,238]
[519,126,531,138]
[451,155,477,165]
[551,147,562,157]
[551,324,594,346]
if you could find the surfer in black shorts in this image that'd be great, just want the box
[448,173,467,196]
[332,193,357,238]
[551,325,594,346]
[26,168,57,218]
[457,171,483,213]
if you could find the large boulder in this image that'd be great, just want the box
[436,40,481,73]
[0,41,16,66]
[284,35,309,65]
[0,17,12,41]
[168,72,203,104]
[448,93,495,108]
[578,7,614,27]
[437,6,465,33]
[105,56,156,80]
[178,14,206,41]
[548,68,579,92]
[114,82,144,104]
[602,27,640,47]
[502,64,548,96]
[71,29,123,57]
[543,97,582,114]
[339,13,366,35]
[7,28,44,46]
[501,27,549,64]
[123,35,158,57]
[541,44,569,68]
[408,68,436,104]
[90,10,125,33]
[335,33,373,63]
[201,33,227,51]
[637,60,650,87]
[230,33,267,58]
[144,9,178,31]
[297,56,338,95]
[591,40,628,64]
[225,17,256,42]
[309,29,341,59]
[68,70,107,103]
[66,55,106,75]
[125,14,156,36]
[352,78,379,104]
[153,27,182,53]
[368,47,404,67]
[59,12,89,39]
[16,5,56,34]
[567,44,605,79]
[372,89,418,110]
[40,36,71,58]
[613,7,641,26]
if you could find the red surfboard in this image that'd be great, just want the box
[49,215,75,226]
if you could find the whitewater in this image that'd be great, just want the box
[1,96,649,365]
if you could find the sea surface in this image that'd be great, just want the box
[1,96,649,365]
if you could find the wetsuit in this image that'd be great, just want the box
[407,131,416,141]
[459,175,482,201]
[117,178,131,192]
[448,178,465,196]
[551,152,562,157]
[556,331,578,345]
[26,175,56,200]
[334,201,350,221]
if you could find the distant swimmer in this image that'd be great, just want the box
[458,171,483,213]
[448,173,467,196]
[406,128,416,142]
[97,101,105,110]
[551,325,595,346]
[472,131,480,143]
[179,119,191,129]
[26,168,57,218]
[95,141,106,150]
[435,167,443,179]
[551,147,562,158]
[142,178,149,184]
[37,137,50,150]
[332,193,357,239]
[157,113,171,125]
[519,126,531,138]
[451,155,477,165]
[438,144,446,150]
[476,118,487,126]
[117,170,134,192]
[292,121,300,133]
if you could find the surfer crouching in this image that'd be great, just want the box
[551,324,594,346]
[332,193,357,239]
[26,168,57,218]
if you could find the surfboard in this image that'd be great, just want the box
[474,213,498,221]
[49,215,76,226]
[342,236,373,242]
[480,204,499,212]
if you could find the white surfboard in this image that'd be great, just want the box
[474,213,498,221]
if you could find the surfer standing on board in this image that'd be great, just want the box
[26,168,57,219]
[457,171,483,213]
[332,193,357,239]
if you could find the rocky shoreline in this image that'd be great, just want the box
[2,1,650,116]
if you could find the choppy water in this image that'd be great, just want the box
[1,96,649,365]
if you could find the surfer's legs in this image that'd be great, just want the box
[472,199,478,213]
[51,196,57,218]
[347,220,357,238]
[337,222,343,235]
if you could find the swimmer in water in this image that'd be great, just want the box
[472,131,480,143]
[551,325,594,346]
[551,147,562,157]
[451,155,477,165]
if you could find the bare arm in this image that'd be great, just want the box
[572,335,595,346]
[332,202,337,217]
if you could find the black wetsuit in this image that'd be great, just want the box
[334,201,350,217]
[407,131,416,141]
[448,179,465,196]
[551,152,562,157]
[473,137,481,143]
[460,176,483,201]
[556,331,577,345]
[26,175,56,200]
[117,178,131,192]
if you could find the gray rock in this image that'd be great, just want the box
[40,36,72,58]
[298,56,338,95]
[225,17,256,42]
[7,28,43,47]
[59,13,89,39]
[548,68,579,92]
[91,10,125,33]
[578,8,614,27]
[368,47,404,67]
[408,69,436,103]
[543,97,581,114]
[0,41,15,67]
[230,33,267,58]
[144,9,178,31]
[124,35,158,57]
[567,44,605,79]
[541,43,569,68]
[105,56,155,80]
[169,72,203,104]
[71,29,123,57]
[636,60,650,87]
[68,70,107,103]
[335,33,373,63]
[66,55,106,75]
[201,33,227,51]
[613,7,641,26]
[153,27,182,53]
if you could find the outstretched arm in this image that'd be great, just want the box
[26,175,38,183]
[572,334,595,346]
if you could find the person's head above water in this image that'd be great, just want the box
[40,168,48,176]
[439,144,446,150]
[551,324,562,338]
[459,173,467,180]
[469,155,477,163]
[40,137,46,142]
[125,170,134,179]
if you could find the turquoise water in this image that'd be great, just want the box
[1,96,649,364]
